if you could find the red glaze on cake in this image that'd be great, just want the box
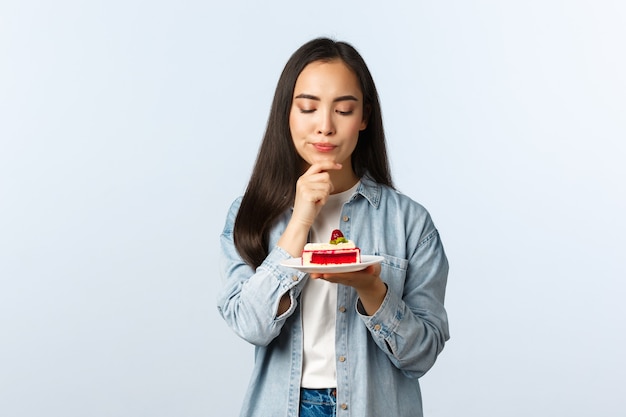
[302,229,361,266]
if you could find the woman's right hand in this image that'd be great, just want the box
[291,161,342,228]
[277,161,342,258]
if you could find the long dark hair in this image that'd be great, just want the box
[234,38,393,268]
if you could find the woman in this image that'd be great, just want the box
[218,38,449,417]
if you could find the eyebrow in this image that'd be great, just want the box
[294,94,359,102]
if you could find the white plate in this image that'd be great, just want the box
[280,255,384,273]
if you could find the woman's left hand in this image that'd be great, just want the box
[310,263,387,315]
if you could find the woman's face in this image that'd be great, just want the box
[289,59,367,169]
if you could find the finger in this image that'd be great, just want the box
[364,264,380,275]
[305,161,342,175]
[297,176,334,198]
[296,181,332,201]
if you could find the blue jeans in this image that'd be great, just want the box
[299,388,336,417]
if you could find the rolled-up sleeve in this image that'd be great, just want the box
[217,198,308,346]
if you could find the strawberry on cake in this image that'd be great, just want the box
[302,229,361,266]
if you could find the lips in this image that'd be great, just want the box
[313,143,337,152]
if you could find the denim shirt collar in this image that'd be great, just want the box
[353,173,382,208]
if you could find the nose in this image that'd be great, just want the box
[316,110,335,136]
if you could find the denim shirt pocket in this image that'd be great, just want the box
[377,252,409,295]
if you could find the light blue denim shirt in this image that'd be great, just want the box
[218,175,449,417]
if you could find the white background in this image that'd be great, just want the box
[1,1,625,416]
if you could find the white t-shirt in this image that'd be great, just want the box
[300,182,359,388]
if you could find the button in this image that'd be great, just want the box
[338,356,346,362]
[374,324,381,331]
[340,403,348,410]
[338,306,346,313]
[342,215,349,222]
[292,276,299,281]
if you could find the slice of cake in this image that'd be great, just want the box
[302,229,361,266]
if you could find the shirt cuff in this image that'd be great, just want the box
[357,286,403,339]
[260,245,308,292]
